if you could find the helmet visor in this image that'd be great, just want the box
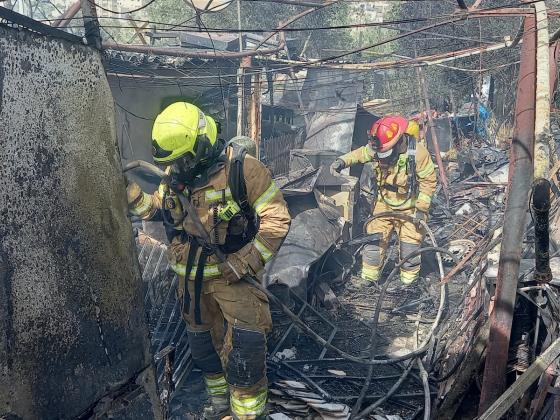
[171,152,196,172]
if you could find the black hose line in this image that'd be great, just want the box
[246,245,456,368]
[121,163,456,414]
[123,159,167,178]
[351,212,453,417]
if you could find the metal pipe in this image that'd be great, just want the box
[478,14,536,414]
[53,0,80,28]
[101,40,285,59]
[417,359,431,420]
[534,1,554,173]
[533,178,552,282]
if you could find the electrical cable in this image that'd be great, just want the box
[89,0,159,15]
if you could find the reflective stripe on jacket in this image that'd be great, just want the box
[126,146,291,279]
[339,142,437,212]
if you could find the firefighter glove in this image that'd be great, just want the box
[414,209,428,223]
[330,159,345,176]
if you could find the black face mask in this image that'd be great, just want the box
[168,136,225,188]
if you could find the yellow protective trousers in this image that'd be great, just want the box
[178,275,272,420]
[362,204,424,285]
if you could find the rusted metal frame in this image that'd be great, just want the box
[126,13,147,45]
[478,14,537,414]
[448,212,483,239]
[0,5,82,42]
[53,0,80,28]
[102,39,285,58]
[416,58,449,198]
[470,8,560,17]
[479,337,560,420]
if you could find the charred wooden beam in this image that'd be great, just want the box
[479,337,560,420]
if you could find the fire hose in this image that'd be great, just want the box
[352,212,451,419]
[124,161,456,417]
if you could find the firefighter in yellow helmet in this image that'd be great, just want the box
[330,115,437,286]
[126,102,290,419]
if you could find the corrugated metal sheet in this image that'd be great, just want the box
[136,237,194,393]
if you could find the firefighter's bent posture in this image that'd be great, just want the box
[127,102,290,419]
[331,115,437,285]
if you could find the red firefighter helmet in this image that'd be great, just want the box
[368,115,409,158]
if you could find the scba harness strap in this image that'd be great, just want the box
[378,135,418,207]
[177,142,259,324]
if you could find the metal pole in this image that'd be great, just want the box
[53,0,80,28]
[236,0,244,136]
[478,15,536,414]
[80,0,101,50]
[533,1,552,283]
[417,65,449,197]
[534,1,552,176]
[249,69,262,159]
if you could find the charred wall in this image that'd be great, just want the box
[0,24,157,419]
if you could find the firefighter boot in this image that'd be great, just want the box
[356,241,384,289]
[203,394,230,420]
[203,374,231,420]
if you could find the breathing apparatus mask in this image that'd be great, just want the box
[163,135,225,189]
[367,135,403,167]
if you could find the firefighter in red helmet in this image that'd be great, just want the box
[330,115,437,286]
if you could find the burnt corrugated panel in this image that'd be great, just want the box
[136,237,194,396]
[303,68,365,154]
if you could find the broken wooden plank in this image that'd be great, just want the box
[528,360,557,419]
[435,320,489,419]
[479,336,560,420]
